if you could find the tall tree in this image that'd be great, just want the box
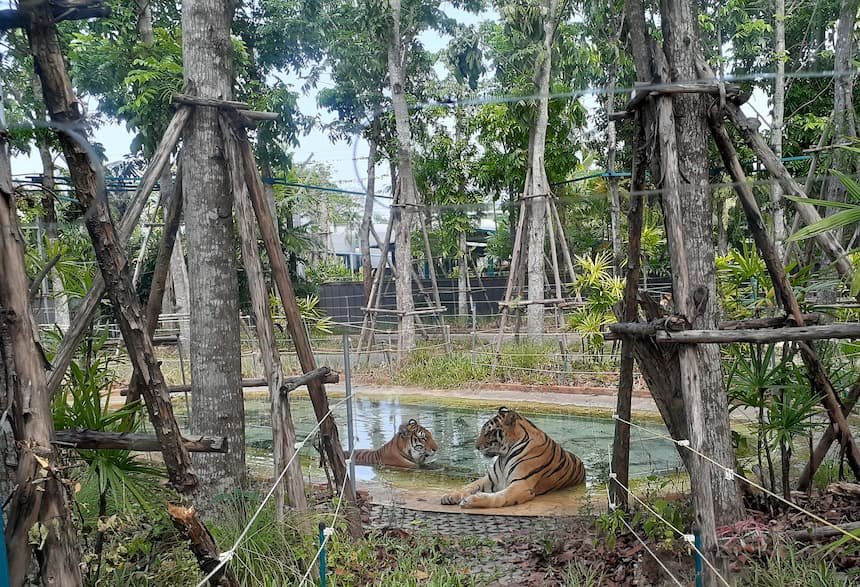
[182,0,246,500]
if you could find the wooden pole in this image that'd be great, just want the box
[25,0,197,493]
[53,431,227,452]
[222,123,309,518]
[223,113,362,538]
[1,94,83,587]
[45,106,189,397]
[418,221,450,352]
[610,116,646,512]
[722,100,854,278]
[496,199,528,353]
[653,51,725,583]
[652,322,860,344]
[708,109,860,481]
[123,158,184,419]
[797,382,860,490]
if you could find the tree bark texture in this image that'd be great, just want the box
[26,0,198,494]
[361,134,378,304]
[223,122,308,518]
[1,91,83,585]
[823,0,859,226]
[660,0,744,536]
[53,430,227,453]
[798,382,860,490]
[458,232,469,318]
[182,0,246,501]
[387,0,417,357]
[525,0,559,337]
[770,0,786,257]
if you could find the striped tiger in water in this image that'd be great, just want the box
[441,407,585,508]
[352,419,438,468]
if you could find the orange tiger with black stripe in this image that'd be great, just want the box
[441,407,585,508]
[353,419,438,469]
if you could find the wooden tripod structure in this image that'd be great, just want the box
[356,186,450,360]
[495,193,579,352]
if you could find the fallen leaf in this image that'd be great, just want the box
[414,570,429,581]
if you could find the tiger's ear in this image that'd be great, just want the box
[407,418,418,429]
[498,406,518,425]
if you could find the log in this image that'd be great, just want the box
[168,505,238,586]
[719,313,820,330]
[280,366,332,394]
[787,521,860,541]
[53,430,227,453]
[607,313,823,340]
[0,2,109,30]
[654,322,860,344]
[498,297,566,308]
[172,94,250,109]
[624,81,740,112]
[610,110,646,511]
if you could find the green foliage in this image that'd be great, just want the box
[567,252,623,355]
[716,243,776,318]
[53,335,161,512]
[632,498,692,549]
[271,293,334,335]
[399,347,491,388]
[305,256,356,285]
[746,542,852,586]
[595,507,626,549]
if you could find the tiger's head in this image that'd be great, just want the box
[398,419,438,466]
[475,407,527,457]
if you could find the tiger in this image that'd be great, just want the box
[352,419,438,469]
[441,407,585,508]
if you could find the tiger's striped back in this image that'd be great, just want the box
[479,407,585,494]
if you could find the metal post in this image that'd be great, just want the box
[342,333,357,500]
[318,522,328,587]
[0,509,10,587]
[693,525,703,587]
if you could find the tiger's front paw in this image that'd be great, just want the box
[440,493,460,505]
[459,493,487,509]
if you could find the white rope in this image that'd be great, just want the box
[613,414,860,544]
[609,473,731,587]
[194,390,357,587]
[605,446,689,587]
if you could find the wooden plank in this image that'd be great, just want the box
[655,322,860,344]
[53,430,227,453]
[119,373,338,396]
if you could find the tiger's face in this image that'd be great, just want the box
[399,419,438,465]
[475,407,526,457]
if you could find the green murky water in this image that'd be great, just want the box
[241,396,682,486]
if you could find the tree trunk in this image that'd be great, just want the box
[387,0,418,357]
[458,232,469,318]
[823,0,859,243]
[136,0,154,46]
[770,0,786,257]
[1,93,83,586]
[182,0,246,501]
[525,0,559,338]
[361,134,378,304]
[660,0,744,528]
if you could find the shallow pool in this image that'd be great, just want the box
[242,395,682,487]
